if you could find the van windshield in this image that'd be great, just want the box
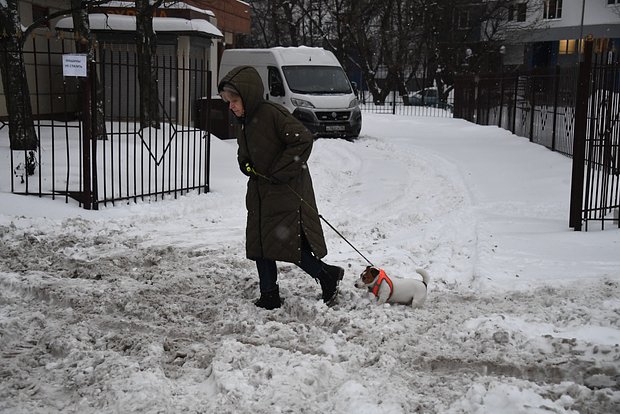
[282,65,352,94]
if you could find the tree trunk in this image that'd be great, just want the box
[0,0,37,151]
[136,0,161,129]
[71,0,107,140]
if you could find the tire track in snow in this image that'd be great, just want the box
[1,225,619,413]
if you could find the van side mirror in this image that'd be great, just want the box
[351,81,359,96]
[270,82,284,97]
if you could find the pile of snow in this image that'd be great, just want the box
[1,114,619,413]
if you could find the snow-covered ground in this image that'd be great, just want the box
[1,114,619,413]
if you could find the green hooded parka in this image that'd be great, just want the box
[218,66,328,264]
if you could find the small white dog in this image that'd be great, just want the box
[354,265,429,308]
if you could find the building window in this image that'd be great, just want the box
[559,38,613,55]
[557,39,612,55]
[456,9,470,29]
[594,38,610,54]
[32,5,50,27]
[516,3,527,22]
[543,0,562,20]
[508,3,526,22]
[558,39,577,55]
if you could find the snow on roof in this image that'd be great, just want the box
[100,1,215,17]
[54,13,222,38]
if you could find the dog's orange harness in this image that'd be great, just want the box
[371,269,393,300]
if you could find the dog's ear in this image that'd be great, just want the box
[370,267,380,277]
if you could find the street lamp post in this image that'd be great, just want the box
[578,0,586,64]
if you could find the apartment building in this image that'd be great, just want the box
[501,0,620,68]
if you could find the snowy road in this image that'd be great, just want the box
[1,115,619,413]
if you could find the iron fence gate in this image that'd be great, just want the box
[570,41,620,231]
[3,34,212,210]
[454,39,620,231]
[358,90,455,117]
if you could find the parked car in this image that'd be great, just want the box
[403,87,452,109]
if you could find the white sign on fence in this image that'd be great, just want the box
[62,54,88,77]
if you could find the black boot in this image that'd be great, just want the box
[317,264,344,304]
[254,286,282,310]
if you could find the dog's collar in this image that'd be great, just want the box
[370,269,393,301]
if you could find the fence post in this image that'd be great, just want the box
[551,65,560,151]
[81,62,93,210]
[475,75,480,124]
[569,39,594,230]
[205,70,212,193]
[529,76,535,142]
[511,74,518,133]
[498,72,505,128]
[89,59,99,210]
[392,91,396,115]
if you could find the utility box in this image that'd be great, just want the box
[196,96,236,139]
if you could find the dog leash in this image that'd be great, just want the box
[289,184,375,267]
[250,168,375,266]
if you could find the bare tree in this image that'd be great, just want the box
[1,0,113,151]
[250,0,287,47]
[245,0,544,104]
[75,0,168,130]
[135,0,164,129]
[71,0,107,139]
[248,0,424,103]
[0,0,37,151]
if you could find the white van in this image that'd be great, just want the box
[218,46,362,138]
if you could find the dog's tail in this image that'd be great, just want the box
[415,268,430,288]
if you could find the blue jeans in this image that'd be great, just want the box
[255,242,323,293]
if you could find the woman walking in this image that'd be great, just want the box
[218,65,344,310]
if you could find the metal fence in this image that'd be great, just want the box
[358,90,454,118]
[3,34,212,210]
[454,67,579,156]
[454,39,620,231]
[571,44,620,231]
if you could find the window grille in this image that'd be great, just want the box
[543,0,562,19]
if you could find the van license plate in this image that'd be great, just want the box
[326,125,345,132]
